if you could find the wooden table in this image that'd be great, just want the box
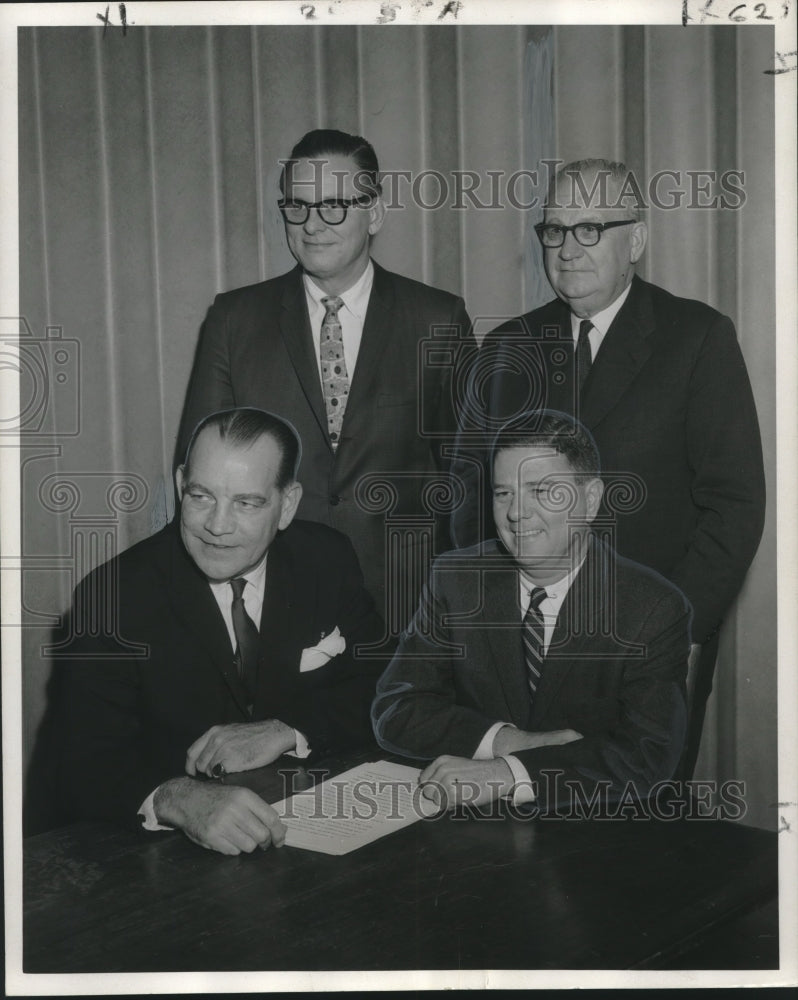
[24,752,779,972]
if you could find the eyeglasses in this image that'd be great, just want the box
[534,220,636,248]
[278,196,375,226]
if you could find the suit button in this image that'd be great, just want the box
[329,494,341,506]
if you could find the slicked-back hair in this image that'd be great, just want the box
[182,408,302,491]
[491,410,601,481]
[279,128,382,196]
[546,157,642,220]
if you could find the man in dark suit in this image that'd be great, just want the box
[451,159,764,777]
[179,129,473,633]
[57,408,384,855]
[374,412,690,811]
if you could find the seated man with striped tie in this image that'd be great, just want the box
[372,411,690,813]
[56,407,384,854]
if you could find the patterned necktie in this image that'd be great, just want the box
[320,295,350,450]
[230,577,259,706]
[522,586,548,703]
[576,319,593,392]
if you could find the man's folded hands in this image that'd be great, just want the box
[419,757,515,810]
[418,727,584,810]
[185,719,297,777]
[153,778,286,856]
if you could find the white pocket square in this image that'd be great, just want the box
[300,626,347,672]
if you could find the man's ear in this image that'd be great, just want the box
[175,465,186,502]
[629,220,648,263]
[367,196,387,237]
[278,481,304,530]
[584,477,605,523]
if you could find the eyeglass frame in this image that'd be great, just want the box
[534,219,637,248]
[278,194,377,226]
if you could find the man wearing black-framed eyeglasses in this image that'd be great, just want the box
[278,194,376,228]
[452,157,765,781]
[533,218,636,248]
[180,128,473,634]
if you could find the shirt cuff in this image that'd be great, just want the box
[285,728,311,759]
[473,721,508,760]
[502,754,537,806]
[138,788,174,831]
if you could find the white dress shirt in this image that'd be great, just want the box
[207,555,268,649]
[473,557,586,805]
[303,260,374,382]
[569,281,632,361]
[138,554,309,831]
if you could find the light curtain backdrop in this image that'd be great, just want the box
[18,24,776,830]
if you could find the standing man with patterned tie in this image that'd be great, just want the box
[56,407,384,855]
[373,411,690,812]
[179,129,473,628]
[451,158,765,778]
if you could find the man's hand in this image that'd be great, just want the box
[418,756,515,810]
[492,725,583,757]
[154,777,286,856]
[185,719,297,777]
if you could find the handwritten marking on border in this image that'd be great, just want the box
[96,3,128,36]
[764,50,797,73]
[438,1,463,20]
[682,0,790,24]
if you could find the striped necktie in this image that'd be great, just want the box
[522,586,548,703]
[320,295,350,450]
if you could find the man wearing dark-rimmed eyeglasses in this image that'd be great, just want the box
[451,157,764,781]
[179,129,473,632]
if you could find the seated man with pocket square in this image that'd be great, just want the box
[56,407,384,855]
[373,411,690,814]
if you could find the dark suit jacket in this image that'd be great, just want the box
[178,262,473,613]
[372,537,690,810]
[56,520,384,827]
[451,276,765,643]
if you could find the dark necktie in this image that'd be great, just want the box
[522,586,548,703]
[320,295,350,450]
[230,577,259,706]
[576,319,593,392]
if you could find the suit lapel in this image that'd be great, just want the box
[509,298,576,419]
[341,262,395,436]
[255,532,311,715]
[530,538,604,725]
[165,529,251,718]
[541,299,579,417]
[278,268,330,445]
[481,553,532,729]
[580,277,655,430]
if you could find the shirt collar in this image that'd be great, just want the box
[303,259,374,323]
[570,280,632,338]
[208,551,268,599]
[519,551,587,603]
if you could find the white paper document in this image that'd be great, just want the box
[271,760,439,855]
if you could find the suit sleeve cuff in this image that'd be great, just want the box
[473,721,508,760]
[138,787,174,831]
[502,755,537,805]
